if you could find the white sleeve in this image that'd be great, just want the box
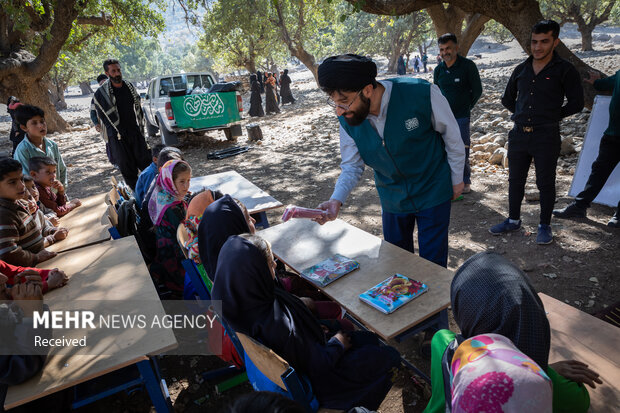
[430,84,465,185]
[330,125,365,204]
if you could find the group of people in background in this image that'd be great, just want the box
[249,69,296,117]
[397,52,430,75]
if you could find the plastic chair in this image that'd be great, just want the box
[236,332,319,413]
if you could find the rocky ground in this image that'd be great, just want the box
[1,27,619,412]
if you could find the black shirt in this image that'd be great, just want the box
[112,82,139,135]
[501,52,583,126]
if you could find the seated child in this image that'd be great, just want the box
[0,272,51,409]
[134,144,165,207]
[0,158,56,266]
[148,159,192,296]
[22,175,68,247]
[29,156,81,217]
[424,251,602,413]
[13,104,68,188]
[213,234,401,410]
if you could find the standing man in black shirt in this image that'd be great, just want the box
[93,59,151,190]
[489,20,584,245]
[434,33,483,195]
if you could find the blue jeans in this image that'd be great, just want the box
[381,200,451,268]
[456,117,471,184]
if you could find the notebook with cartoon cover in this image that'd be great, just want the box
[300,254,360,287]
[359,274,428,314]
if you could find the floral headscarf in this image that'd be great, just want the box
[148,159,188,226]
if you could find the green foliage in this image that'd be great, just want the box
[540,0,617,26]
[481,20,514,44]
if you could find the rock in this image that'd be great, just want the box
[562,255,572,263]
[483,142,501,153]
[594,33,611,41]
[525,190,539,201]
[543,273,557,279]
[560,136,575,155]
[613,35,620,44]
[493,136,506,147]
[502,153,509,168]
[586,300,595,308]
[488,147,507,165]
[472,144,485,153]
[589,276,599,283]
[490,117,503,126]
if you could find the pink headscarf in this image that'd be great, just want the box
[148,159,188,226]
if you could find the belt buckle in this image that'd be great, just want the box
[523,126,534,133]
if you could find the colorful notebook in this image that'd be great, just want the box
[359,274,428,314]
[300,254,360,287]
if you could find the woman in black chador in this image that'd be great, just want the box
[248,74,264,117]
[264,73,280,115]
[279,69,296,104]
[255,70,265,94]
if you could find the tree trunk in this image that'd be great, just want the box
[578,24,594,51]
[79,81,93,95]
[0,70,69,132]
[459,14,490,56]
[427,4,489,57]
[387,52,400,73]
[348,0,602,109]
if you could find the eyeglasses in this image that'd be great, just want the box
[327,91,362,111]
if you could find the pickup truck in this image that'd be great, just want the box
[142,72,243,145]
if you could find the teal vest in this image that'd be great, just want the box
[339,78,452,213]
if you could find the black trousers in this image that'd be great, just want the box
[108,129,152,190]
[575,134,620,211]
[508,124,561,226]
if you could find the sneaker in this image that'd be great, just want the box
[536,224,553,245]
[489,218,521,235]
[462,184,471,194]
[609,212,619,228]
[553,202,587,219]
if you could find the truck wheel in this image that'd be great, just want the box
[145,120,159,138]
[160,125,179,145]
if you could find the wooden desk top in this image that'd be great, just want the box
[47,192,111,253]
[259,219,454,340]
[540,293,619,412]
[190,170,282,214]
[5,237,177,409]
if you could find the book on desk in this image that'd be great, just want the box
[359,274,428,314]
[299,254,360,287]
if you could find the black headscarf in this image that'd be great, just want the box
[198,194,249,279]
[318,54,377,91]
[249,74,257,82]
[451,251,551,369]
[212,235,326,371]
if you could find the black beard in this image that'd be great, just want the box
[111,75,122,83]
[343,95,371,126]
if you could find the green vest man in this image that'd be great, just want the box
[315,54,465,268]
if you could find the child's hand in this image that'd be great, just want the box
[70,199,82,208]
[14,270,43,286]
[26,200,38,215]
[11,282,43,317]
[53,227,69,241]
[47,268,68,289]
[48,215,60,226]
[52,180,65,194]
[36,249,57,264]
[333,332,351,351]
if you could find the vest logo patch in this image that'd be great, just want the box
[405,117,419,131]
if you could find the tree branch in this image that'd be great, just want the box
[76,14,113,26]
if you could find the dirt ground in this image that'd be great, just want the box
[1,30,618,413]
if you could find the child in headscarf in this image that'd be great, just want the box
[148,159,192,296]
[213,234,401,410]
[248,74,265,117]
[424,251,601,413]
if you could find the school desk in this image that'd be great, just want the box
[540,293,619,412]
[5,236,177,411]
[259,218,454,340]
[190,170,282,227]
[47,192,111,253]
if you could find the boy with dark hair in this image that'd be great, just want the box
[134,144,166,207]
[28,157,81,218]
[13,104,68,189]
[22,175,68,247]
[0,158,57,266]
[490,19,583,244]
